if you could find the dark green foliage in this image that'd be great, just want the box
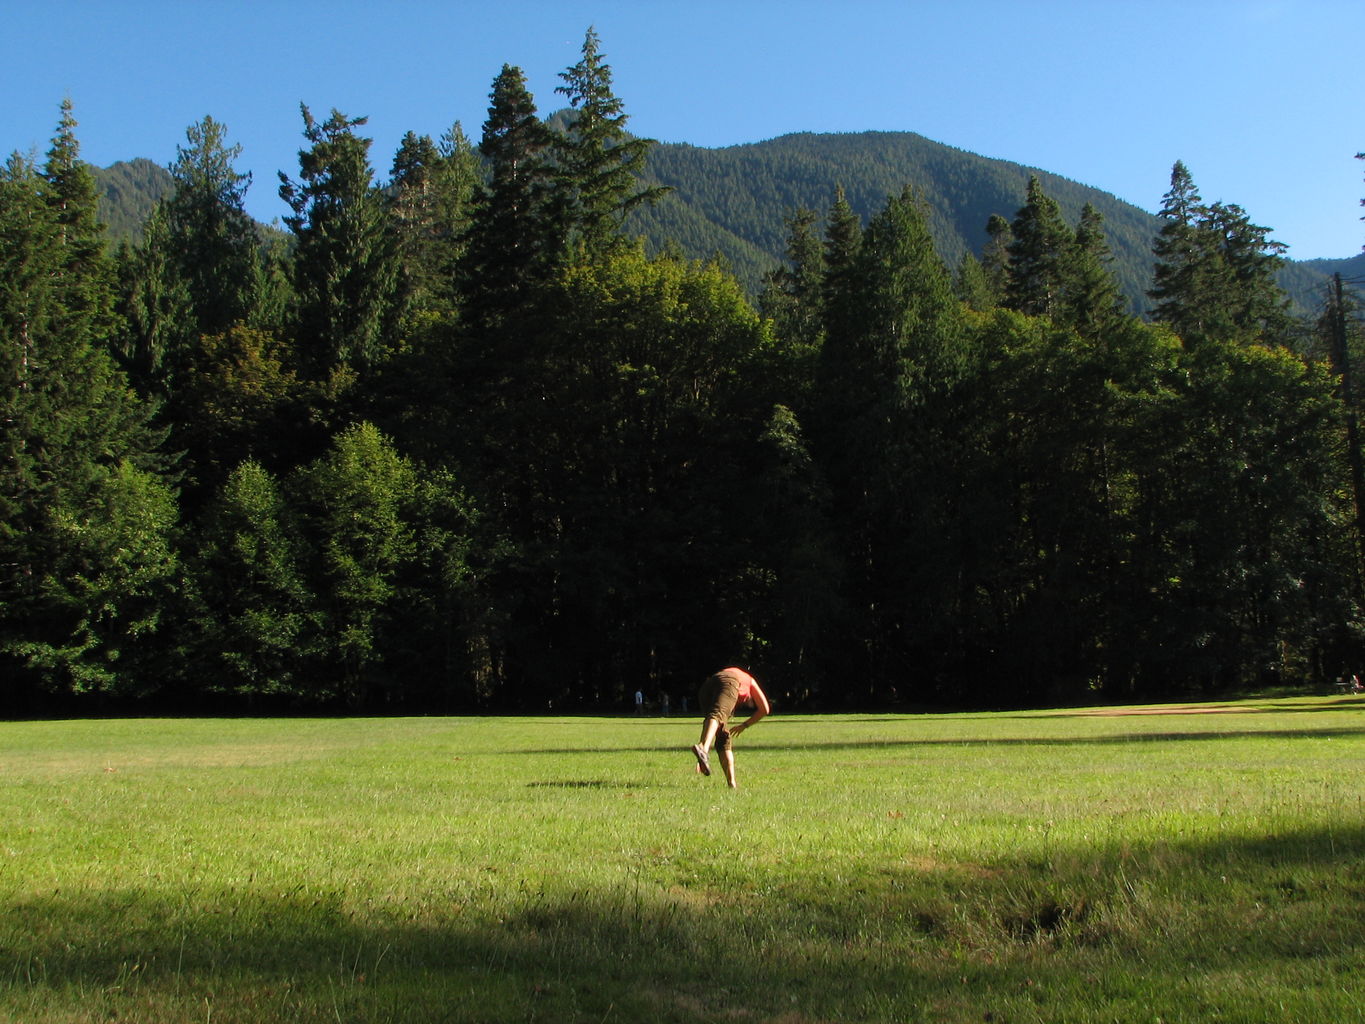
[280,106,401,376]
[112,202,191,387]
[758,207,825,398]
[5,53,1362,713]
[457,246,773,705]
[1003,183,1129,336]
[43,100,119,345]
[817,185,863,393]
[88,131,1347,314]
[1128,340,1351,688]
[953,251,994,311]
[93,158,172,242]
[387,467,482,709]
[980,213,1013,305]
[458,65,558,333]
[1298,253,1365,298]
[1006,175,1074,317]
[186,459,315,700]
[1315,275,1365,596]
[1150,161,1292,346]
[1064,203,1128,339]
[289,422,420,708]
[163,116,262,338]
[388,123,478,318]
[814,186,969,696]
[553,27,670,255]
[168,324,305,500]
[0,111,177,702]
[628,131,1164,308]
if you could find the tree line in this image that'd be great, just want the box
[4,30,1364,715]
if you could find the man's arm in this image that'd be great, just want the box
[730,681,770,736]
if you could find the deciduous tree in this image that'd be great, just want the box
[293,422,418,708]
[186,459,314,701]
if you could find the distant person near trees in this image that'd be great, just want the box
[691,667,770,789]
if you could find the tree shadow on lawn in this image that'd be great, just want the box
[505,723,1365,758]
[525,779,654,789]
[6,827,1364,1023]
[1040,697,1365,718]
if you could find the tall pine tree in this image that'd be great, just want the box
[1,109,177,702]
[552,27,669,256]
[1150,161,1290,346]
[459,66,557,333]
[1005,175,1072,318]
[279,106,400,376]
[1062,203,1127,340]
[816,187,966,698]
[164,116,262,339]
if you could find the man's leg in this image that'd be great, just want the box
[692,672,737,777]
[719,747,737,788]
[697,716,721,751]
[693,717,720,775]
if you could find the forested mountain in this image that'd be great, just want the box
[93,158,172,239]
[1302,252,1365,285]
[94,130,1351,313]
[630,131,1163,306]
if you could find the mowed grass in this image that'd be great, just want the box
[2,698,1363,1023]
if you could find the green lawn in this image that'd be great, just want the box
[2,698,1363,1022]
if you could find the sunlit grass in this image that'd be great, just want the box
[2,697,1363,1022]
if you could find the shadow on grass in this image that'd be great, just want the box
[1035,697,1365,718]
[525,779,653,789]
[6,827,1365,1023]
[505,722,1365,758]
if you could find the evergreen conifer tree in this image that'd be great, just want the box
[41,99,118,347]
[1062,203,1128,339]
[980,213,1013,306]
[113,202,191,389]
[760,207,825,355]
[1150,161,1291,346]
[552,27,669,255]
[819,185,864,388]
[815,187,965,695]
[164,116,261,339]
[1005,176,1072,318]
[388,122,480,320]
[279,106,400,376]
[187,459,315,701]
[459,65,557,333]
[1,111,177,700]
[954,252,994,311]
[389,130,445,315]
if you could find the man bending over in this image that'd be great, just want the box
[691,666,770,788]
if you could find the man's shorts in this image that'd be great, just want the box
[714,724,733,753]
[699,671,741,741]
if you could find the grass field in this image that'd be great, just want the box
[2,697,1363,1023]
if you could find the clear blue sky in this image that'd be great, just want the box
[4,0,1362,259]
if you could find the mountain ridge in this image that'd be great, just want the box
[92,129,1357,315]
